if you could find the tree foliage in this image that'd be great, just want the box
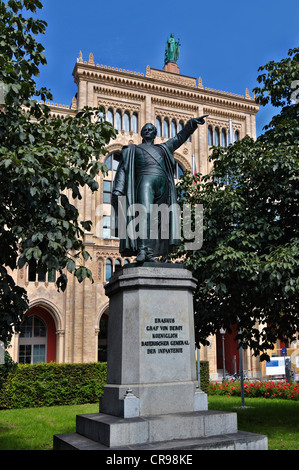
[0,0,116,343]
[175,47,299,360]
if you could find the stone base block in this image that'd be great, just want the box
[100,382,208,418]
[53,409,267,451]
[53,410,267,450]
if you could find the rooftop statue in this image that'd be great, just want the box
[164,33,181,65]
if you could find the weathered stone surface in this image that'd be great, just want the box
[100,264,207,417]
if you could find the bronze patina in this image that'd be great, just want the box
[112,116,208,262]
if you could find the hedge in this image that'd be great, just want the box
[0,360,209,409]
[0,362,107,409]
[198,360,209,393]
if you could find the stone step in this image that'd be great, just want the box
[75,410,238,447]
[53,430,268,451]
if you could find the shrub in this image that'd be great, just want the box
[197,361,209,393]
[0,362,107,409]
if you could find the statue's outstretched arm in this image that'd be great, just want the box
[171,115,208,151]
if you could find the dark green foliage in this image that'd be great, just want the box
[197,360,209,393]
[0,362,107,409]
[174,48,299,360]
[0,0,117,343]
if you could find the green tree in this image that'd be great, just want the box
[0,0,116,343]
[175,47,299,360]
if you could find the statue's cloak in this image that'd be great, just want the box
[112,143,180,257]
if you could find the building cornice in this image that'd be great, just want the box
[73,59,259,115]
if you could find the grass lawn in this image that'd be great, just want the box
[208,396,299,450]
[0,397,298,450]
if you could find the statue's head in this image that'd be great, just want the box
[141,123,157,143]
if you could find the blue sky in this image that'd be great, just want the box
[35,0,299,136]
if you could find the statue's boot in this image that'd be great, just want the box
[145,248,157,262]
[136,249,146,262]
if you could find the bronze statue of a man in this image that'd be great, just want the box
[111,116,207,262]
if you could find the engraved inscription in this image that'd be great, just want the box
[141,317,189,355]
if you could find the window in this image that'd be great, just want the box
[115,259,122,273]
[156,117,162,137]
[115,110,122,131]
[28,260,37,282]
[102,215,111,238]
[163,118,169,138]
[124,111,130,132]
[208,126,213,145]
[103,153,121,206]
[28,260,56,283]
[38,271,46,283]
[132,113,138,133]
[178,120,184,132]
[104,153,121,173]
[171,119,177,138]
[221,129,227,147]
[103,180,112,203]
[174,161,184,180]
[18,315,47,364]
[214,127,220,146]
[105,258,112,281]
[234,130,240,142]
[107,108,114,126]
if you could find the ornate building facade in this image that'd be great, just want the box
[10,50,278,379]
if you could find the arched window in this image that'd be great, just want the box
[18,315,47,364]
[214,127,220,146]
[179,120,184,132]
[163,118,169,138]
[107,108,114,126]
[156,117,162,137]
[234,130,240,142]
[115,109,122,131]
[171,119,177,138]
[132,113,138,133]
[124,111,130,132]
[28,260,56,283]
[105,258,112,281]
[208,126,213,146]
[221,129,227,147]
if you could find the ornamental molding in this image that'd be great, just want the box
[94,85,145,102]
[75,66,258,114]
[153,97,197,113]
[29,298,63,331]
[207,118,242,130]
[173,152,192,171]
[97,97,141,114]
[105,142,124,153]
[146,66,197,88]
[154,107,194,122]
[204,106,247,121]
[96,250,120,258]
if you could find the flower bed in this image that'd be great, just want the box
[209,379,299,400]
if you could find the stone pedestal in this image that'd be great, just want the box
[100,263,207,418]
[53,263,268,451]
[163,61,180,74]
